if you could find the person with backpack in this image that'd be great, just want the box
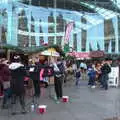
[75,67,81,88]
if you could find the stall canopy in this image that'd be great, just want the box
[22,45,64,56]
[0,44,64,56]
[68,50,105,59]
[41,48,60,57]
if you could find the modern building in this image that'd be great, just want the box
[0,0,120,54]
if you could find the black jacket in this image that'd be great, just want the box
[101,63,111,75]
[9,63,26,95]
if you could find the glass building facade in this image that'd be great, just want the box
[0,0,120,54]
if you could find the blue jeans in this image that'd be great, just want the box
[76,78,80,86]
[3,88,12,106]
[101,74,108,90]
[88,77,95,86]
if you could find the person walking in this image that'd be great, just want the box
[72,62,77,77]
[75,67,81,88]
[88,66,96,88]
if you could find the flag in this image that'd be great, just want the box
[64,22,74,53]
[64,22,74,44]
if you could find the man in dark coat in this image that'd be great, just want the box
[9,56,27,114]
[101,59,111,90]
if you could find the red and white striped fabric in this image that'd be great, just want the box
[64,22,74,44]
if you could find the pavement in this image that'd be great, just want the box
[0,80,120,120]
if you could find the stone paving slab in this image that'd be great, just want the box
[0,80,120,120]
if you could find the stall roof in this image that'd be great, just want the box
[0,44,65,56]
[20,45,65,56]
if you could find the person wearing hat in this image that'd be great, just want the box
[9,55,27,114]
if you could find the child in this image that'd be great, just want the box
[88,67,96,88]
[75,68,81,87]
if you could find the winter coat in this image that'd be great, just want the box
[101,63,111,75]
[28,64,48,81]
[88,69,96,78]
[0,64,11,83]
[28,64,38,81]
[57,62,65,74]
[53,62,65,77]
[9,62,26,96]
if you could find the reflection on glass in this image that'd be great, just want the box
[81,16,87,52]
[48,12,54,45]
[0,9,7,45]
[104,19,115,52]
[30,14,36,47]
[18,9,29,47]
[39,19,44,46]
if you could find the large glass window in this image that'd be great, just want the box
[0,0,119,54]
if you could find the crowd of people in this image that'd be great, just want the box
[73,59,112,90]
[0,55,66,114]
[0,56,113,115]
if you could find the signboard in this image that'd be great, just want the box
[67,52,90,59]
[108,67,119,87]
[67,51,104,59]
[89,51,104,58]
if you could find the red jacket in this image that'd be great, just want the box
[0,64,11,83]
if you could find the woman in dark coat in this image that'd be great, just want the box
[9,56,27,114]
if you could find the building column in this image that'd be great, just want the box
[7,4,12,44]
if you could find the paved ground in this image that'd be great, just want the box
[0,80,120,120]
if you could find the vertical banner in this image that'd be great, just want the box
[64,22,74,44]
[64,22,74,53]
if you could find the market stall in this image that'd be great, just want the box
[27,46,63,85]
[40,48,60,85]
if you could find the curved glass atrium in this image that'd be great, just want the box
[0,0,120,53]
